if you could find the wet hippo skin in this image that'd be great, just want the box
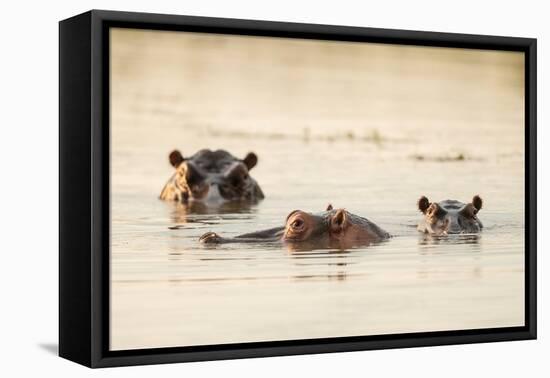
[200,204,390,250]
[160,149,264,204]
[417,195,483,235]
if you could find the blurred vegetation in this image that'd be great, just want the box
[410,153,475,162]
[206,126,387,146]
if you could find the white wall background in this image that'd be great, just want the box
[0,0,546,376]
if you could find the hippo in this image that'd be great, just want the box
[417,195,483,235]
[199,204,390,249]
[160,149,264,203]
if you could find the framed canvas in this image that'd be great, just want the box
[59,10,537,368]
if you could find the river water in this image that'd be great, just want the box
[109,28,525,350]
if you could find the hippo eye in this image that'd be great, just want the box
[291,219,304,229]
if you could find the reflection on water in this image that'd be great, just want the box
[418,233,481,246]
[111,179,525,350]
[167,201,258,225]
[109,29,525,351]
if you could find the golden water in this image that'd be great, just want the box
[109,28,525,350]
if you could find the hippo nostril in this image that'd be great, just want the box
[199,232,221,244]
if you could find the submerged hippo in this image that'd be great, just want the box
[160,149,264,203]
[200,204,390,249]
[417,195,483,235]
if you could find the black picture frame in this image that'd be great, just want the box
[59,9,537,368]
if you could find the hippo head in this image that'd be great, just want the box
[163,149,264,203]
[417,195,483,235]
[283,205,388,247]
[200,204,389,249]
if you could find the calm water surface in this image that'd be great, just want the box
[110,29,525,350]
[111,138,524,350]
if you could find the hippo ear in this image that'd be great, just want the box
[418,196,430,214]
[329,209,348,233]
[169,150,185,168]
[472,195,483,213]
[326,204,333,211]
[243,152,258,170]
[332,209,346,227]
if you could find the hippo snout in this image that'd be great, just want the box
[199,232,223,244]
